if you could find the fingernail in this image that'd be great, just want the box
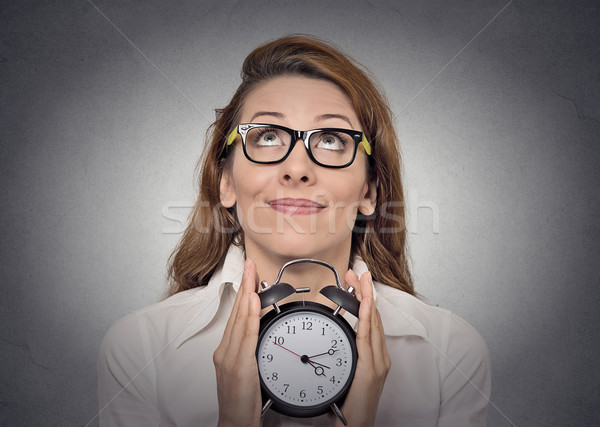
[366,271,373,284]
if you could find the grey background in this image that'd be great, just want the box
[1,0,599,425]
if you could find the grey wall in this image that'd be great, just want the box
[1,0,599,425]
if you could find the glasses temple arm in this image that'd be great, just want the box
[360,134,372,155]
[226,128,239,146]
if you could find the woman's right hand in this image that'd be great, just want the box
[335,269,391,426]
[213,259,262,427]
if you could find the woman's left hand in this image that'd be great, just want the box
[213,259,262,427]
[335,270,391,427]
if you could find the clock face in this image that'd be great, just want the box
[256,303,357,417]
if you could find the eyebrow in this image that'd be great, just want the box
[249,111,355,128]
[315,113,354,128]
[250,111,285,122]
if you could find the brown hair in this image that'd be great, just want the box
[166,35,414,296]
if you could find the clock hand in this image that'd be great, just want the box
[273,342,303,360]
[308,360,330,369]
[273,342,330,371]
[308,351,329,358]
[308,362,327,377]
[308,348,339,358]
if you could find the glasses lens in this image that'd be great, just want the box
[244,126,291,162]
[310,130,356,167]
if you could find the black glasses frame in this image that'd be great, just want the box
[226,123,372,169]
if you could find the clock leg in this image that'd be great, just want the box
[261,398,273,420]
[332,304,342,317]
[330,402,348,426]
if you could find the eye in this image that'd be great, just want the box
[313,132,350,151]
[250,127,286,147]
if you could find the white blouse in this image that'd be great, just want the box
[97,245,491,426]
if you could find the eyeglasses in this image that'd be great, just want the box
[226,123,372,168]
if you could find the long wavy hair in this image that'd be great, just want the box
[167,35,414,297]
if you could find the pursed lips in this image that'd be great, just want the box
[267,198,326,215]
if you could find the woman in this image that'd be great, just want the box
[97,35,491,426]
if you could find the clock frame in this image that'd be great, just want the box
[256,259,360,425]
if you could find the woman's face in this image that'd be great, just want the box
[220,76,375,263]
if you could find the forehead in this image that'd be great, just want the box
[240,76,360,128]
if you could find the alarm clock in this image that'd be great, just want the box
[256,259,360,425]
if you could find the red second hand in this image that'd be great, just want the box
[273,341,303,359]
[274,342,330,370]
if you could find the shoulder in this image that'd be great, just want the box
[374,283,491,423]
[97,292,216,424]
[100,286,214,352]
[374,282,490,366]
[100,279,235,362]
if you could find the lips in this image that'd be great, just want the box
[267,198,326,215]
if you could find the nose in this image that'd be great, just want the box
[280,137,314,185]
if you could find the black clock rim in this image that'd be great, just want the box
[257,301,358,419]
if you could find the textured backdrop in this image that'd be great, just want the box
[1,0,599,425]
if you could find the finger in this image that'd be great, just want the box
[360,272,389,375]
[362,272,380,340]
[247,292,261,333]
[359,271,375,311]
[240,292,261,359]
[377,309,392,371]
[243,258,260,293]
[227,260,255,350]
[220,259,251,348]
[355,294,374,366]
[361,272,379,363]
[345,269,362,301]
[243,262,260,341]
[374,312,391,379]
[370,308,386,373]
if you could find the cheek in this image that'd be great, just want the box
[230,156,267,197]
[328,180,369,227]
[230,164,275,213]
[333,190,362,212]
[329,171,368,204]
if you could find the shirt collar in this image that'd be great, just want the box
[174,244,245,348]
[219,243,246,291]
[175,245,427,348]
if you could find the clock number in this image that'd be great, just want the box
[300,390,306,398]
[272,372,278,381]
[321,327,325,336]
[266,354,273,362]
[331,339,338,348]
[287,325,296,334]
[302,321,312,330]
[274,336,284,345]
[317,385,323,394]
[329,376,336,384]
[283,384,289,392]
[336,358,342,366]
